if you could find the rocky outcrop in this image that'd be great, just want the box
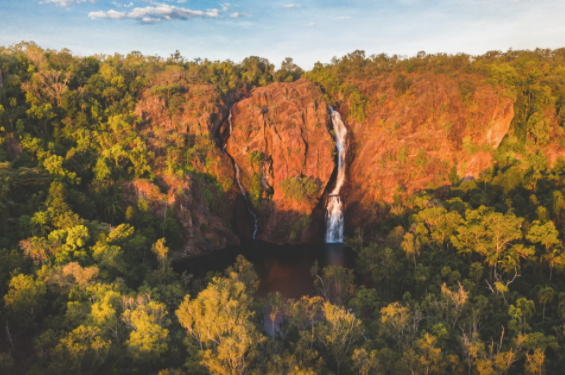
[130,73,240,256]
[123,174,240,257]
[134,75,228,137]
[125,71,523,251]
[336,73,515,232]
[226,78,335,243]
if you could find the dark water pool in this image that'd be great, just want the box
[174,240,356,299]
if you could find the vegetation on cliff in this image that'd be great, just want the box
[2,41,565,374]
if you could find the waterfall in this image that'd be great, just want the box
[326,108,347,243]
[222,108,259,240]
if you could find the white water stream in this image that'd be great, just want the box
[222,109,259,240]
[326,108,347,243]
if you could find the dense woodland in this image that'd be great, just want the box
[2,42,565,374]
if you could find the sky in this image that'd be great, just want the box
[0,0,564,69]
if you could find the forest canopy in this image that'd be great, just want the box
[1,42,565,374]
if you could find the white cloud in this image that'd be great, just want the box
[177,0,186,2]
[89,9,126,19]
[141,16,160,23]
[284,4,300,8]
[111,1,134,7]
[305,22,316,27]
[230,12,250,18]
[88,4,220,23]
[220,3,230,11]
[45,0,95,6]
[339,16,350,20]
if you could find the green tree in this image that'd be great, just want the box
[527,221,564,284]
[508,298,535,334]
[91,223,133,274]
[403,333,461,375]
[452,207,528,281]
[224,254,259,297]
[122,294,170,361]
[379,302,420,350]
[53,325,111,375]
[401,232,421,266]
[151,238,176,286]
[317,301,363,375]
[345,227,364,254]
[352,348,380,375]
[4,273,46,326]
[348,286,379,319]
[474,334,524,375]
[537,286,554,320]
[310,262,355,306]
[176,275,264,375]
[280,176,319,202]
[416,207,462,251]
[393,73,411,95]
[274,57,303,82]
[86,282,123,340]
[527,112,550,146]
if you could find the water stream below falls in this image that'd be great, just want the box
[326,108,347,243]
[222,107,259,239]
[175,240,355,299]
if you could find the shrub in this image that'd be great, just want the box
[249,173,263,206]
[398,145,408,163]
[393,73,411,95]
[415,149,427,168]
[280,176,319,202]
[458,80,476,103]
[348,88,369,122]
[462,136,478,155]
[248,151,264,169]
[527,112,550,146]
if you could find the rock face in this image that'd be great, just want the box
[131,72,240,256]
[336,73,515,232]
[122,174,240,257]
[134,75,228,137]
[126,71,523,252]
[226,78,335,243]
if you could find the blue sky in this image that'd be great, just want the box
[1,0,564,69]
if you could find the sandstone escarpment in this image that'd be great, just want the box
[123,175,240,257]
[135,71,228,136]
[226,78,335,243]
[130,73,240,256]
[337,73,515,232]
[127,70,526,250]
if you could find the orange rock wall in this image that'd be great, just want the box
[132,74,240,256]
[227,79,335,243]
[125,72,525,251]
[338,73,515,231]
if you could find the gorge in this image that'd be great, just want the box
[4,46,565,375]
[177,70,521,254]
[222,107,259,240]
[221,98,349,245]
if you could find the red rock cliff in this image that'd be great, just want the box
[127,71,521,250]
[131,72,240,256]
[226,78,335,243]
[337,73,515,232]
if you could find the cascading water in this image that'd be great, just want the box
[326,108,347,243]
[222,108,259,240]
